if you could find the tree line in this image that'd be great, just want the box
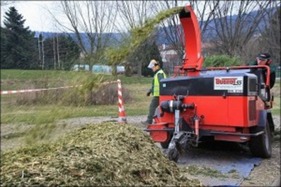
[1,1,280,75]
[1,7,80,70]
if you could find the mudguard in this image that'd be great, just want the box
[257,110,267,130]
[267,111,275,133]
[256,110,275,132]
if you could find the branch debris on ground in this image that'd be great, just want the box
[1,122,202,186]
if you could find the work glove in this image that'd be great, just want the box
[146,89,152,96]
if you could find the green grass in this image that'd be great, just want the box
[271,79,280,115]
[0,69,151,83]
[1,92,149,124]
[1,69,152,124]
[0,69,78,80]
[0,69,151,90]
[272,97,280,115]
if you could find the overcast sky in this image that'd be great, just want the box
[1,1,66,32]
[1,1,266,33]
[1,1,193,33]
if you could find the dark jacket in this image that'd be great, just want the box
[249,61,276,88]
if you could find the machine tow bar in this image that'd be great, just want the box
[166,109,190,162]
[160,95,195,162]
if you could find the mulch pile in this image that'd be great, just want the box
[1,122,201,186]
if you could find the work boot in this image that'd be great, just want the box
[141,121,151,125]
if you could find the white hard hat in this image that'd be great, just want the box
[148,59,158,69]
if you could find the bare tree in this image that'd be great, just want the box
[114,1,156,76]
[115,1,153,32]
[49,1,118,65]
[240,4,280,65]
[209,0,275,58]
[258,3,280,66]
[152,0,183,68]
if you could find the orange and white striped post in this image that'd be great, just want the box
[117,79,127,124]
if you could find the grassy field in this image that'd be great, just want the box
[0,69,151,90]
[1,70,280,125]
[1,70,152,124]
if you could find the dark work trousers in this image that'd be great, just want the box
[147,96,159,124]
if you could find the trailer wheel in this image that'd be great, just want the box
[249,121,272,158]
[167,147,179,162]
[160,141,170,149]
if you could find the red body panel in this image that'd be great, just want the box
[147,123,169,142]
[160,95,258,128]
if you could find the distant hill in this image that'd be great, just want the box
[35,6,277,51]
[156,6,277,44]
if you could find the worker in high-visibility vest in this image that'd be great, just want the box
[142,59,167,125]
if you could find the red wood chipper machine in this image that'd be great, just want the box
[145,5,275,162]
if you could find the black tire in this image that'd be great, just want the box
[167,147,179,162]
[160,141,170,149]
[249,121,272,158]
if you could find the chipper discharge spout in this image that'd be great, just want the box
[179,5,204,75]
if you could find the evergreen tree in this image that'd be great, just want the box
[259,7,280,66]
[59,35,81,70]
[127,37,162,77]
[43,34,81,70]
[141,41,162,77]
[1,7,37,69]
[0,27,8,65]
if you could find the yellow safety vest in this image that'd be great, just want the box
[153,69,167,96]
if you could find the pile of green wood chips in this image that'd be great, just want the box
[1,122,201,186]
